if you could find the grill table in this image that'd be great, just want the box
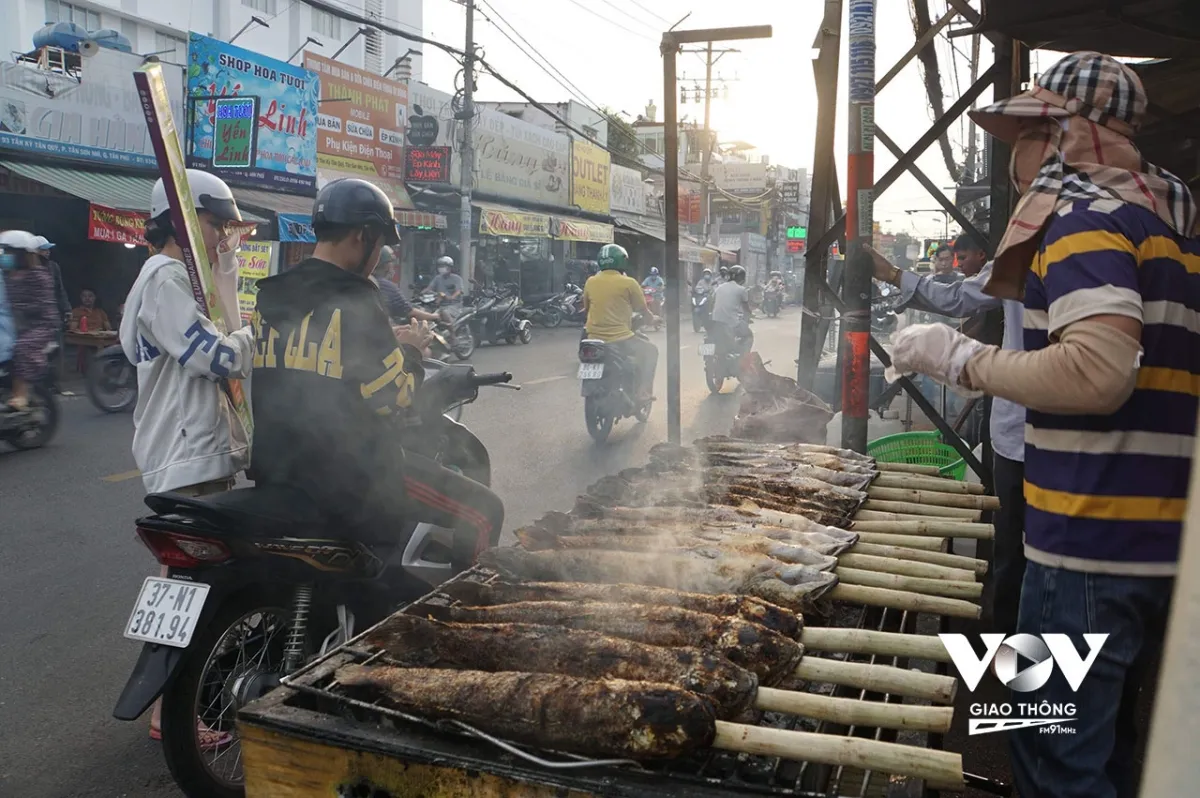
[239,568,975,798]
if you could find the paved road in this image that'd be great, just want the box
[0,311,815,797]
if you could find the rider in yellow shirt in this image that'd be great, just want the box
[582,244,659,399]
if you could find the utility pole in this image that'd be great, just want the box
[681,46,737,247]
[458,0,476,282]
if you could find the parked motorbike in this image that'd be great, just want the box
[558,283,586,325]
[699,322,751,394]
[763,287,783,318]
[0,344,60,450]
[112,362,517,798]
[87,344,138,413]
[577,315,653,443]
[690,285,711,333]
[468,283,533,346]
[642,286,663,330]
[516,290,566,328]
[414,288,477,361]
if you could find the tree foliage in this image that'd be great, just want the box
[600,107,642,170]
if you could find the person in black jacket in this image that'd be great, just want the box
[250,178,504,564]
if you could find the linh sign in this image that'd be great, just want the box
[186,32,319,192]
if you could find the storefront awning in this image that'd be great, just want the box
[612,213,665,242]
[475,202,551,238]
[231,187,315,218]
[1,160,156,212]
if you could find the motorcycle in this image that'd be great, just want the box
[578,314,654,443]
[415,288,477,361]
[0,343,60,450]
[763,286,783,318]
[699,321,751,394]
[642,286,663,330]
[558,283,586,325]
[87,344,138,413]
[112,361,517,798]
[690,285,711,333]
[468,283,533,346]
[516,290,566,328]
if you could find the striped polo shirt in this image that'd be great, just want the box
[1022,199,1200,576]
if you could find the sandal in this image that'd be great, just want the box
[149,722,234,751]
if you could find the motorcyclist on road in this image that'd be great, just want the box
[766,270,785,293]
[718,265,730,283]
[372,246,439,326]
[250,178,504,566]
[641,267,665,291]
[425,255,465,305]
[582,243,659,402]
[710,264,753,355]
[694,268,714,294]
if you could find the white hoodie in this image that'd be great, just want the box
[120,253,255,494]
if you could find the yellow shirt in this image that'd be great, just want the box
[583,270,647,342]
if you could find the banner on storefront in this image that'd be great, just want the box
[277,213,315,243]
[554,217,614,244]
[570,139,610,214]
[87,204,148,246]
[186,32,319,193]
[609,164,646,214]
[0,49,183,168]
[236,241,274,323]
[679,191,702,224]
[477,205,550,238]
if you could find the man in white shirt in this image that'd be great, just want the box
[710,264,753,354]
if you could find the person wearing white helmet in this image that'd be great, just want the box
[424,255,465,304]
[0,231,59,410]
[32,235,71,334]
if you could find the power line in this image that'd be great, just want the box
[560,0,656,40]
[623,0,674,25]
[596,0,661,34]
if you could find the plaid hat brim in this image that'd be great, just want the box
[969,93,1071,145]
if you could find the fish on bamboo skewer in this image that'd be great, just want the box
[424,598,959,704]
[336,664,968,789]
[364,615,954,734]
[694,436,954,480]
[478,547,983,620]
[438,581,955,664]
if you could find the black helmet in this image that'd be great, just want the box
[312,179,400,245]
[728,265,747,284]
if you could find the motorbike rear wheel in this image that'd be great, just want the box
[452,328,476,361]
[519,326,533,344]
[692,314,703,333]
[540,309,562,328]
[160,593,291,798]
[7,385,59,450]
[584,396,614,443]
[705,364,725,395]
[87,356,137,413]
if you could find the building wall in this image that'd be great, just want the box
[6,0,423,79]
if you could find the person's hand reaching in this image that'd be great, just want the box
[864,245,900,284]
[884,323,988,396]
[394,319,434,351]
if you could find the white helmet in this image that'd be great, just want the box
[32,235,54,251]
[436,255,454,268]
[0,230,42,252]
[150,169,241,223]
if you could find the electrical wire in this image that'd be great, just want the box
[560,0,657,41]
[595,0,662,35]
[623,0,674,25]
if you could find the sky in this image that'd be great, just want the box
[420,0,1003,239]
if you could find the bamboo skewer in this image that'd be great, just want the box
[853,532,948,551]
[872,472,986,495]
[851,542,988,575]
[852,517,995,538]
[754,688,952,734]
[800,626,952,663]
[829,583,982,620]
[861,500,981,520]
[837,552,975,582]
[794,656,958,704]
[836,567,983,600]
[872,462,944,477]
[867,486,1000,511]
[713,723,965,790]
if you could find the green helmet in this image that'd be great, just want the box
[597,243,628,271]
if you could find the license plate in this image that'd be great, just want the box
[698,343,716,356]
[123,577,210,648]
[578,363,605,379]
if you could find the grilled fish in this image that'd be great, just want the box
[336,665,716,759]
[477,546,839,610]
[365,614,759,717]
[438,581,802,640]
[422,599,805,685]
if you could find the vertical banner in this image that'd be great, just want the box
[236,241,274,323]
[134,62,253,437]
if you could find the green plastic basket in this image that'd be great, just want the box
[866,431,968,481]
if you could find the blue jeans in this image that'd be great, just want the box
[1009,562,1172,798]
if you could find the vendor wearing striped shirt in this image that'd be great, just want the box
[887,52,1197,798]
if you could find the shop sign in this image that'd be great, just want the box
[88,204,148,246]
[609,164,645,214]
[678,191,701,224]
[554,218,613,244]
[475,111,569,206]
[680,242,705,263]
[570,139,610,214]
[404,146,452,182]
[278,212,315,243]
[717,161,768,194]
[0,48,183,168]
[305,53,407,187]
[478,206,550,238]
[187,32,320,193]
[212,97,257,168]
[746,232,768,253]
[236,241,275,323]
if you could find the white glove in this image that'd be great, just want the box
[884,323,987,397]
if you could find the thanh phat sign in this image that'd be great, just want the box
[0,48,183,168]
[186,32,320,193]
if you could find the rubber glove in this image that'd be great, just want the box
[884,323,988,397]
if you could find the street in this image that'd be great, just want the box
[0,310,811,797]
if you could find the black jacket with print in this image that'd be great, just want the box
[249,257,423,521]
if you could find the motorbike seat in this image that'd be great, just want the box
[144,486,329,538]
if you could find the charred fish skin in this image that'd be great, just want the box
[424,600,805,686]
[437,581,803,641]
[367,615,759,718]
[336,665,717,759]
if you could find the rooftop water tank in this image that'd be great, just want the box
[32,21,89,53]
[89,29,133,53]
